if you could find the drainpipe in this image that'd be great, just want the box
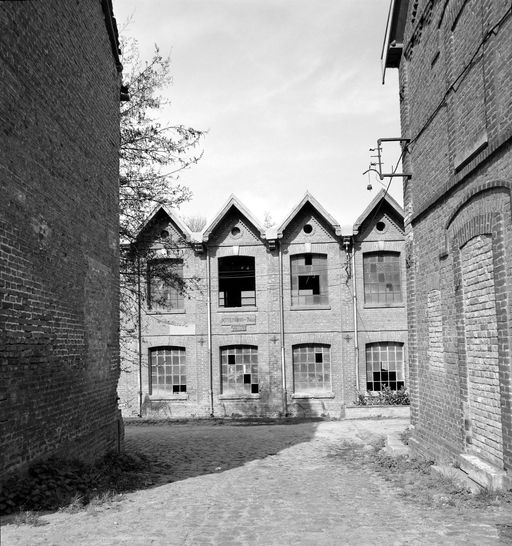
[350,241,360,393]
[206,248,214,417]
[136,253,143,417]
[278,243,288,416]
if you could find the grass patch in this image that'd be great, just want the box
[329,440,512,511]
[0,451,149,517]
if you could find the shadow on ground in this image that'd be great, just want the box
[123,417,321,488]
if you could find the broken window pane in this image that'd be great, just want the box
[218,256,256,307]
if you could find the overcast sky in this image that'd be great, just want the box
[113,0,402,231]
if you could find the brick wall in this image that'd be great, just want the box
[392,0,512,478]
[0,1,122,477]
[119,196,408,419]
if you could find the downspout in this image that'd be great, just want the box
[137,253,143,417]
[350,241,360,393]
[206,248,214,417]
[278,243,288,416]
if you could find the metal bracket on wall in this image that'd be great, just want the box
[363,137,411,181]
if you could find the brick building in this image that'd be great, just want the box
[118,191,408,419]
[384,0,512,488]
[0,1,123,477]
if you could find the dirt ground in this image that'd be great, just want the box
[1,417,511,545]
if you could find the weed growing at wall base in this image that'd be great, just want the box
[355,386,410,406]
[0,451,149,516]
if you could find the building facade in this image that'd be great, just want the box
[0,0,122,478]
[384,0,512,488]
[119,192,408,419]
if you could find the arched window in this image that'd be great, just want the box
[366,342,404,391]
[149,347,186,395]
[292,344,331,392]
[290,253,328,306]
[218,256,256,307]
[220,345,258,394]
[363,252,402,305]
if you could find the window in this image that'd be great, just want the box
[292,344,331,392]
[363,252,402,305]
[218,256,256,307]
[290,253,328,306]
[366,342,404,392]
[149,347,186,395]
[220,345,258,394]
[148,258,184,311]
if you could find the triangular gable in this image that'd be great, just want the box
[202,194,264,242]
[276,192,342,238]
[135,205,192,244]
[352,189,404,235]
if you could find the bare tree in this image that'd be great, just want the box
[183,215,207,232]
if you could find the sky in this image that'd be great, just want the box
[113,0,403,231]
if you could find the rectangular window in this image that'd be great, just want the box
[291,254,328,306]
[218,256,256,307]
[149,347,187,395]
[363,252,402,305]
[293,344,331,392]
[148,259,184,311]
[366,342,404,392]
[221,345,258,394]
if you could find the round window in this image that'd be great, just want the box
[231,226,241,237]
[160,229,169,239]
[376,221,386,232]
[303,223,313,234]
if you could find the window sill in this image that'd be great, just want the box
[219,394,261,400]
[146,309,186,315]
[363,303,404,309]
[217,307,258,313]
[292,392,335,399]
[290,305,331,311]
[149,393,188,401]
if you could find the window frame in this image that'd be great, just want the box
[290,253,329,308]
[220,345,259,396]
[147,258,185,312]
[365,342,405,392]
[292,343,332,394]
[362,251,402,306]
[218,255,256,309]
[148,346,187,397]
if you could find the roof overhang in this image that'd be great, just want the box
[381,0,410,82]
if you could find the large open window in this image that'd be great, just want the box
[220,345,259,394]
[290,253,328,306]
[366,342,404,391]
[363,252,402,305]
[149,347,187,395]
[218,256,256,307]
[147,258,184,311]
[292,344,331,392]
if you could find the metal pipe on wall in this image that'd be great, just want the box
[206,248,214,417]
[278,243,288,416]
[137,253,143,417]
[351,243,360,393]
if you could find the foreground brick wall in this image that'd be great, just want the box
[392,0,512,479]
[0,1,122,477]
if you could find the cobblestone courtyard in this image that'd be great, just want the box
[2,418,511,545]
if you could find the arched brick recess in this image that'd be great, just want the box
[447,187,512,469]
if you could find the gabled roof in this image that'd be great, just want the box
[352,189,404,235]
[202,194,264,242]
[135,204,193,243]
[276,192,342,238]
